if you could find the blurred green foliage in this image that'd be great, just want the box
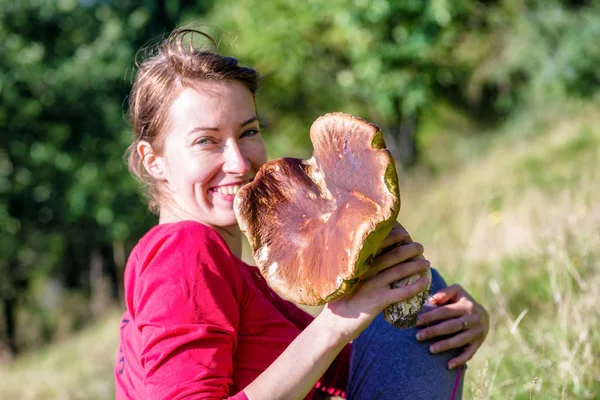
[0,0,212,353]
[205,0,600,161]
[0,0,599,355]
[207,0,481,163]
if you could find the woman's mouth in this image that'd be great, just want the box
[210,182,249,202]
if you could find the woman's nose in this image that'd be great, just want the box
[222,140,251,175]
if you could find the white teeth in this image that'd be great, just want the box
[214,184,242,195]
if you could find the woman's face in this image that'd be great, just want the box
[156,81,267,229]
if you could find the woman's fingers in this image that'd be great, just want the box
[373,259,431,306]
[447,342,480,370]
[428,284,462,305]
[370,258,430,288]
[416,316,466,341]
[378,223,411,253]
[376,242,424,268]
[383,276,430,305]
[427,328,478,355]
[324,259,430,338]
[415,303,464,327]
[364,242,425,280]
[409,282,489,369]
[368,242,423,273]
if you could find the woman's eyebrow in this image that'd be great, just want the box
[240,116,259,127]
[186,126,218,136]
[186,116,259,136]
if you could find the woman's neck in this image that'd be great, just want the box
[215,227,243,258]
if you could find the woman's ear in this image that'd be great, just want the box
[137,141,166,180]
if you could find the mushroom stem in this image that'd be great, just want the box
[380,229,432,329]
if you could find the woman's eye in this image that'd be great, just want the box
[194,137,214,146]
[241,129,260,138]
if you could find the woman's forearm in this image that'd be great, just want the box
[243,310,347,400]
[242,241,432,400]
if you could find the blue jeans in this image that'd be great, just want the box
[347,269,465,400]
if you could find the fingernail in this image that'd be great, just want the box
[429,345,438,354]
[416,332,424,341]
[448,362,456,370]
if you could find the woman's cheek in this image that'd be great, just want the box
[252,144,268,166]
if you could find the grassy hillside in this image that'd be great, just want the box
[0,308,120,399]
[402,100,600,399]
[1,101,598,399]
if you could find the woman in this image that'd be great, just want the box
[115,28,488,400]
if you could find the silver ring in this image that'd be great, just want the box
[459,317,468,330]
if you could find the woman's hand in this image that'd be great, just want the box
[244,227,429,400]
[415,284,489,369]
[362,222,422,280]
[321,224,431,343]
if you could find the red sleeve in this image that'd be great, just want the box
[133,223,247,400]
[249,267,350,398]
[265,286,314,330]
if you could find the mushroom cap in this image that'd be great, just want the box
[234,113,400,306]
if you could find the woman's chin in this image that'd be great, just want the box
[211,210,239,229]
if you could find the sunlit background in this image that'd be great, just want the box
[1,0,599,398]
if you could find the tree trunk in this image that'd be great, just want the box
[387,98,419,168]
[112,240,126,303]
[3,297,17,357]
[90,247,108,318]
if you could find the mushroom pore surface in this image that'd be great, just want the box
[234,112,430,327]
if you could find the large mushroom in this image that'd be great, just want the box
[234,112,431,328]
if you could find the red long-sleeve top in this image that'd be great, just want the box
[115,221,350,399]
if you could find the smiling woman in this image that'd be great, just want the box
[138,83,266,235]
[115,28,487,400]
[125,30,261,218]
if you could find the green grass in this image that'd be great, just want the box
[0,309,120,399]
[401,100,600,399]
[1,100,599,399]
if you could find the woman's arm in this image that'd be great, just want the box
[244,256,431,400]
[134,222,429,399]
[252,270,350,398]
